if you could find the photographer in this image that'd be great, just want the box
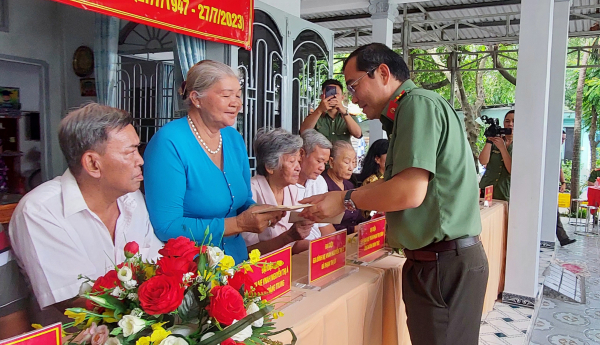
[300,79,362,144]
[479,110,514,201]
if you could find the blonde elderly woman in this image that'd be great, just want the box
[243,128,314,254]
[144,60,284,264]
[322,140,367,234]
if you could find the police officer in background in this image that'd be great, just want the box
[300,43,488,345]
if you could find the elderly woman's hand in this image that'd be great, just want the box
[236,205,285,234]
[288,220,314,241]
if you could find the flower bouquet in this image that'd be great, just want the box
[63,232,296,345]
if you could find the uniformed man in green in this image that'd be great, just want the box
[300,79,362,143]
[588,167,600,186]
[300,43,488,345]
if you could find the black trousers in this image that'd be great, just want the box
[556,211,570,242]
[402,242,489,345]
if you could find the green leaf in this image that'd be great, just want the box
[110,327,123,336]
[197,306,273,345]
[177,290,200,322]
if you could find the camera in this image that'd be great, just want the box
[480,115,512,137]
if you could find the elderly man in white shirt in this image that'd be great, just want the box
[9,103,163,323]
[293,130,336,252]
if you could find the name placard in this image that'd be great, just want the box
[246,245,292,301]
[485,185,493,206]
[309,230,347,283]
[357,217,386,259]
[0,323,61,345]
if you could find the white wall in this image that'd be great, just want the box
[60,6,97,111]
[0,0,95,179]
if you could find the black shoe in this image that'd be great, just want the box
[560,238,576,246]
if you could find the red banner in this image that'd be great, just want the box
[356,217,386,259]
[246,245,292,302]
[309,230,347,283]
[51,0,254,49]
[0,324,61,345]
[485,185,493,206]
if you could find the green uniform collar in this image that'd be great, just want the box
[379,80,418,135]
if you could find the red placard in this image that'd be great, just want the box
[50,0,254,50]
[357,217,386,259]
[484,185,493,205]
[0,323,61,345]
[246,245,292,302]
[309,230,347,283]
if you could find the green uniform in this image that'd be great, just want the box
[588,169,600,184]
[314,112,360,143]
[479,143,513,201]
[381,80,482,250]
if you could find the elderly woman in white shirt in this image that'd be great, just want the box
[243,128,314,254]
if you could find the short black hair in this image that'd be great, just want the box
[562,129,566,134]
[343,43,410,82]
[321,79,344,92]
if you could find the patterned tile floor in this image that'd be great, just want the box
[528,218,600,345]
[478,247,553,345]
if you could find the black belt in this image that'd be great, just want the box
[403,236,480,261]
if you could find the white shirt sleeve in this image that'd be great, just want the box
[9,205,96,308]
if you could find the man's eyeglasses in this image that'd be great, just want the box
[347,67,377,96]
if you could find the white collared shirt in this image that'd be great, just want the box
[9,169,163,309]
[296,175,330,240]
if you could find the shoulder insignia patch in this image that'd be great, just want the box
[385,90,406,121]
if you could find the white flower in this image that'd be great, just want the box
[118,315,146,337]
[127,293,138,301]
[221,275,228,284]
[199,332,215,341]
[130,308,143,318]
[170,325,199,337]
[230,319,252,342]
[104,337,122,345]
[123,280,137,289]
[195,275,204,283]
[207,247,224,268]
[246,302,264,327]
[117,266,133,282]
[110,286,123,298]
[79,282,92,296]
[158,335,189,345]
[182,272,194,284]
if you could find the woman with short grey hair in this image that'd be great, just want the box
[243,128,314,254]
[143,60,285,264]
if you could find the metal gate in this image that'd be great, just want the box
[237,4,334,172]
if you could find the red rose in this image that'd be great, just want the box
[221,339,243,345]
[124,241,139,258]
[156,256,197,279]
[206,285,247,326]
[228,270,257,293]
[138,275,185,315]
[86,270,120,310]
[159,237,198,261]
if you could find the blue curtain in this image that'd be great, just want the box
[175,34,206,78]
[94,14,119,107]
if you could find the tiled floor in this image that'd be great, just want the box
[478,246,553,345]
[528,218,600,345]
[479,302,533,344]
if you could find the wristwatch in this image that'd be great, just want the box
[344,190,357,211]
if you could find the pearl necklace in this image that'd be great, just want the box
[188,116,222,155]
